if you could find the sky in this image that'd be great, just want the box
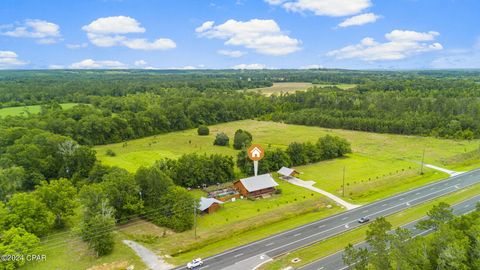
[0,0,479,70]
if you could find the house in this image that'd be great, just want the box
[250,147,262,159]
[277,167,299,178]
[198,197,223,214]
[234,173,279,198]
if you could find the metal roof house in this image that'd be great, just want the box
[233,173,279,198]
[277,167,299,178]
[198,197,223,214]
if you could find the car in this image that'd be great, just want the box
[358,217,370,223]
[187,258,204,269]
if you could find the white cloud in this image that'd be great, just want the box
[196,19,301,56]
[431,39,480,69]
[48,64,65,69]
[82,16,176,50]
[69,59,127,69]
[266,0,372,17]
[218,50,245,58]
[2,19,61,44]
[134,60,147,66]
[0,51,27,69]
[232,63,266,69]
[66,43,88,49]
[338,13,380,28]
[327,30,443,61]
[300,64,323,69]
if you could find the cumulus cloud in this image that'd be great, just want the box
[338,13,380,28]
[48,64,65,69]
[300,64,323,69]
[66,43,88,49]
[218,50,245,58]
[265,0,371,17]
[82,16,176,50]
[327,30,443,61]
[232,63,266,69]
[0,51,28,68]
[2,19,61,44]
[134,60,147,67]
[69,59,127,69]
[196,19,301,56]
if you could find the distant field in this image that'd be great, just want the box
[0,103,80,117]
[247,82,356,96]
[95,120,479,203]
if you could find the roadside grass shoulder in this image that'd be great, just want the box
[260,182,480,270]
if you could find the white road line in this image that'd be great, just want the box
[265,242,274,247]
[416,192,421,195]
[341,217,348,220]
[234,253,244,258]
[399,198,404,201]
[195,170,480,266]
[294,233,302,237]
[318,225,325,229]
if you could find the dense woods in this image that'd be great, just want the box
[1,69,480,263]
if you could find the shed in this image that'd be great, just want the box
[277,167,299,178]
[234,173,279,198]
[198,197,223,214]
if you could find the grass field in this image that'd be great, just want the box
[95,120,479,203]
[247,82,356,96]
[261,182,480,270]
[0,103,80,117]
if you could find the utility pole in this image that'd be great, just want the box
[193,203,197,239]
[420,147,426,175]
[342,166,346,197]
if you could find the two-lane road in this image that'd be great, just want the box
[300,194,480,270]
[174,169,480,270]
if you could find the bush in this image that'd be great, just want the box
[197,125,209,136]
[105,149,116,157]
[233,129,252,150]
[214,132,229,146]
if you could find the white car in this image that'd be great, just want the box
[187,258,203,269]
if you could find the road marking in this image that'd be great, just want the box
[345,224,349,228]
[455,185,460,189]
[198,266,210,269]
[406,202,410,206]
[318,225,325,229]
[341,217,348,220]
[294,233,302,237]
[318,267,324,270]
[416,192,421,195]
[265,242,274,247]
[399,198,404,201]
[234,253,244,258]
[382,203,388,206]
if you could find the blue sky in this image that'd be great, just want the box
[0,0,479,69]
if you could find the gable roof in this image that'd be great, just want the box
[198,197,223,211]
[238,173,279,192]
[277,166,296,177]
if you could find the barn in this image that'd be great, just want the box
[198,197,223,214]
[234,173,279,198]
[277,167,299,178]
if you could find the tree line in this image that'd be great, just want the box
[343,202,480,270]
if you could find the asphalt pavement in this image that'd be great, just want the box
[174,169,480,270]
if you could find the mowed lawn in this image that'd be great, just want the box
[247,82,356,96]
[0,103,80,117]
[95,120,479,203]
[118,178,341,266]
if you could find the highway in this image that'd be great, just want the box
[300,194,480,270]
[174,169,480,270]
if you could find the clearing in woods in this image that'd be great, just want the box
[247,82,356,96]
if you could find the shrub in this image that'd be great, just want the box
[233,129,252,150]
[105,149,116,157]
[197,125,209,136]
[214,132,229,146]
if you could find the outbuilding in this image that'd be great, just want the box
[234,173,279,198]
[198,197,223,214]
[277,167,299,178]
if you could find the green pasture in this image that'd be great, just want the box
[0,103,80,117]
[247,82,356,96]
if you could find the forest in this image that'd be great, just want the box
[1,69,480,268]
